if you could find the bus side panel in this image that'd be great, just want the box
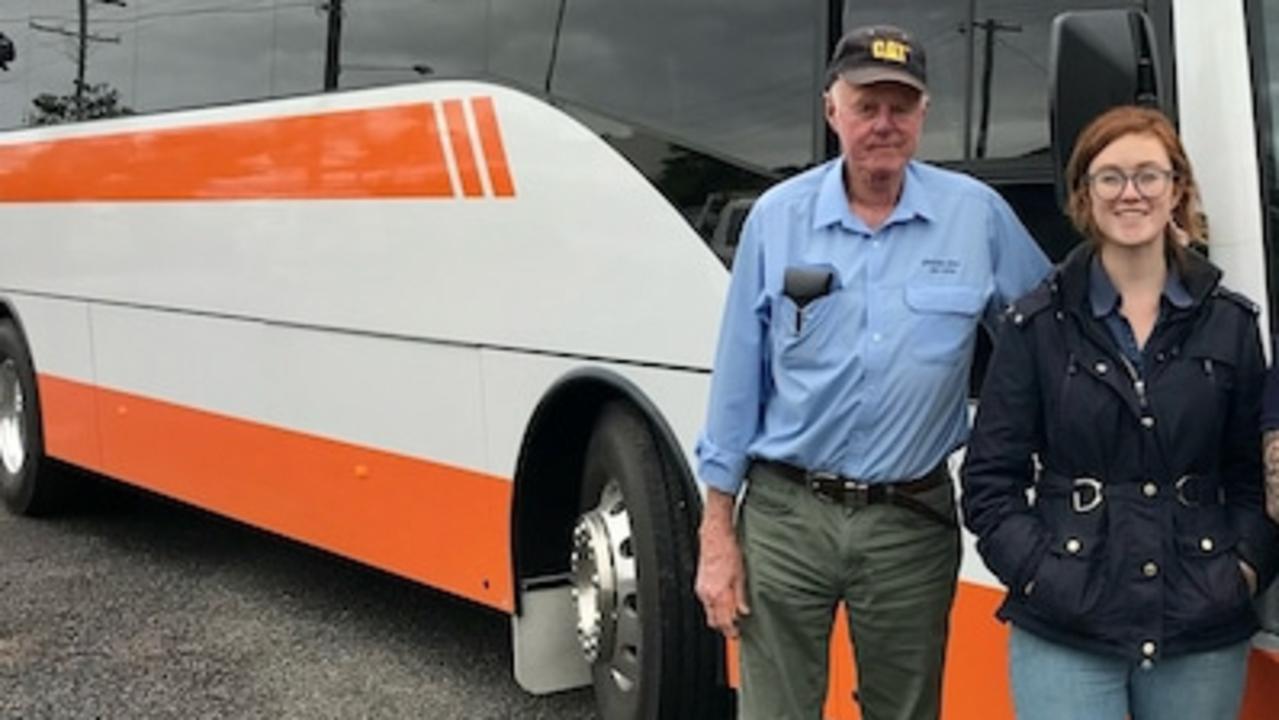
[80,303,512,610]
[2,294,101,469]
[1241,649,1279,720]
[478,350,713,485]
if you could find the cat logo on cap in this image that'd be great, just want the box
[871,39,909,64]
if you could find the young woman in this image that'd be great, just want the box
[961,105,1278,719]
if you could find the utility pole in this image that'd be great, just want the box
[29,0,122,120]
[323,0,344,91]
[972,18,1021,159]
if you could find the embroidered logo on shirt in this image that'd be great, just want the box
[921,258,961,275]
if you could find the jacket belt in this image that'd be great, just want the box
[1039,470,1223,511]
[751,459,955,527]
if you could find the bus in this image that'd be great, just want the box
[0,1,1274,718]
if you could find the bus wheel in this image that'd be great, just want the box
[571,401,727,720]
[0,319,58,516]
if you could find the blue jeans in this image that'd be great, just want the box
[1008,625,1249,720]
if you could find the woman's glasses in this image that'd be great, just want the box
[1086,168,1175,200]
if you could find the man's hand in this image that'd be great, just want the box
[694,489,749,638]
[1265,430,1279,523]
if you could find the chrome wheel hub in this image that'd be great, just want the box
[571,479,641,692]
[0,359,26,476]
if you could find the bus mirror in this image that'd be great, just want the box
[1049,10,1163,209]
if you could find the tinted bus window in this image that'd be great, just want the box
[24,0,135,126]
[0,0,28,129]
[553,0,817,174]
[487,0,562,93]
[845,0,1140,163]
[133,0,275,114]
[339,0,485,90]
[271,2,327,98]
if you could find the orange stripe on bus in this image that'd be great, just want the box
[38,374,103,469]
[0,104,457,201]
[38,374,514,611]
[471,97,516,197]
[442,99,483,198]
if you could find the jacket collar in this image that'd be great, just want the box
[1087,253,1193,319]
[1057,241,1220,316]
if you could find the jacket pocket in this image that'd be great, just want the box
[1167,528,1250,626]
[1024,529,1108,631]
[904,284,985,364]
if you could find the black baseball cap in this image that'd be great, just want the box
[826,25,926,93]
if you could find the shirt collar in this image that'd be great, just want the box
[812,159,934,233]
[1089,253,1194,318]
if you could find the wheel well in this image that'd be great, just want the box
[510,369,699,610]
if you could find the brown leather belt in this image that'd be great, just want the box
[752,459,955,528]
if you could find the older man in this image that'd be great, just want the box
[693,25,1051,720]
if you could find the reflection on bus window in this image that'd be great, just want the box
[845,0,1141,163]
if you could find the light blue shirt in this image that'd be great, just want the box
[696,158,1050,495]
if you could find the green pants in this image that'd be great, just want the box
[737,463,961,720]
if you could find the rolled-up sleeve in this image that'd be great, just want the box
[696,210,769,496]
[986,192,1050,316]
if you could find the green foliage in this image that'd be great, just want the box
[26,82,133,126]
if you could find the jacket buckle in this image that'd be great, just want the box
[1072,477,1104,513]
[1175,474,1223,508]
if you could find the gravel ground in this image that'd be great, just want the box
[0,468,598,719]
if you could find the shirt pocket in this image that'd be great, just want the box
[903,284,986,364]
[770,288,847,367]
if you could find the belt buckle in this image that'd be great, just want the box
[808,471,867,506]
[807,471,840,503]
[1072,477,1103,513]
[1174,474,1221,508]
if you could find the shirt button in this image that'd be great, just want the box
[1094,361,1108,375]
[1142,482,1158,498]
[1141,641,1157,657]
[1143,561,1159,578]
[1065,538,1082,554]
[1200,537,1215,552]
[1141,416,1156,429]
[872,333,882,342]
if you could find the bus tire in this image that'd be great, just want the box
[573,400,729,720]
[0,319,60,516]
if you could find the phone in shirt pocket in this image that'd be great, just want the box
[773,265,847,369]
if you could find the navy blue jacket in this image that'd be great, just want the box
[962,244,1279,661]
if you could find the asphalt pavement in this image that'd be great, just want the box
[0,467,598,719]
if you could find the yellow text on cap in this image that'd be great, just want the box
[871,39,909,64]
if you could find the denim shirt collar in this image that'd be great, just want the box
[1088,253,1194,319]
[813,159,935,234]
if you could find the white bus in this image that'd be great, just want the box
[0,2,1274,718]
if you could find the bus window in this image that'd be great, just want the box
[845,0,1141,164]
[488,0,562,93]
[551,0,817,175]
[0,1,26,129]
[270,1,327,98]
[339,0,485,90]
[133,0,275,114]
